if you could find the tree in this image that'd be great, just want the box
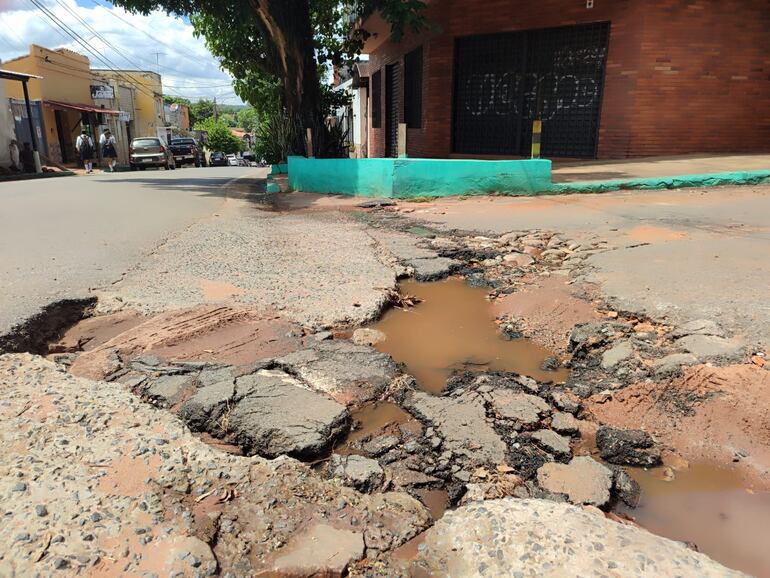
[112,0,428,156]
[163,95,191,107]
[189,99,216,126]
[194,117,244,154]
[237,108,259,133]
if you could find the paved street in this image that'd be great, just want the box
[0,167,258,339]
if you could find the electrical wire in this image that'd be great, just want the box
[28,0,161,99]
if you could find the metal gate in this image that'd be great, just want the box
[385,62,401,158]
[452,22,610,158]
[10,99,48,157]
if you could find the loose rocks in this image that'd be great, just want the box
[530,429,572,459]
[675,334,744,361]
[270,524,365,577]
[596,426,662,467]
[536,457,613,507]
[228,369,350,459]
[401,389,507,466]
[329,454,384,492]
[352,328,387,346]
[276,339,399,404]
[487,390,550,429]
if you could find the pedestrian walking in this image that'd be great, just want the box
[75,130,95,173]
[100,128,118,172]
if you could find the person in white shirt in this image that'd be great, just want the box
[75,130,94,173]
[100,128,118,172]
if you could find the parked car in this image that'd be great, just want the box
[129,137,176,171]
[209,151,228,167]
[169,137,202,167]
[226,154,239,167]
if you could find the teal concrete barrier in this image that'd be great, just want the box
[287,156,551,198]
[393,158,552,198]
[270,163,289,175]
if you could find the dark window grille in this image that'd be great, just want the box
[404,46,423,129]
[452,22,610,158]
[385,63,401,157]
[371,70,382,128]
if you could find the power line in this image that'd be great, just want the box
[52,0,235,91]
[27,0,158,100]
[89,0,203,62]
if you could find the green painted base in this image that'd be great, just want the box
[288,156,552,198]
[270,164,289,175]
[550,170,770,195]
[266,182,281,193]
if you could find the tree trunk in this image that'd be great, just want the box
[251,0,322,155]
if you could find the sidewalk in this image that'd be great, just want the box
[552,153,770,183]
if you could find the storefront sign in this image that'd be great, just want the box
[118,111,131,122]
[90,84,115,100]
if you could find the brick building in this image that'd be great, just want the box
[360,0,770,159]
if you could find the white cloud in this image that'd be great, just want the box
[0,0,242,104]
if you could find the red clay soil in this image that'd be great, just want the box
[587,364,770,489]
[493,276,601,353]
[51,310,147,353]
[70,305,302,379]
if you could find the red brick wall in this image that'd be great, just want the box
[365,0,770,159]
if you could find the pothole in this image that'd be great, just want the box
[617,463,770,576]
[0,297,96,354]
[370,277,570,393]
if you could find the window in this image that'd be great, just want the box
[404,46,423,128]
[371,69,382,128]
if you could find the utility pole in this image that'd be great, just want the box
[152,51,164,75]
[213,97,218,122]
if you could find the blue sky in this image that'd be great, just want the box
[0,0,242,103]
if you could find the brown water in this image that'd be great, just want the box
[372,277,569,393]
[618,463,770,577]
[335,402,417,456]
[414,488,449,520]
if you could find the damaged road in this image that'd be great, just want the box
[2,176,769,576]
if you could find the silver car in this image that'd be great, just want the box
[129,137,176,171]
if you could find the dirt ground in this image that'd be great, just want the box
[588,364,770,488]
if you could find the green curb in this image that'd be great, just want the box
[547,170,770,195]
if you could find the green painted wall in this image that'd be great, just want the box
[392,158,551,198]
[287,156,551,198]
[288,156,394,197]
[270,163,289,175]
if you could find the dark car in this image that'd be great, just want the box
[129,137,176,171]
[209,151,228,167]
[169,137,203,167]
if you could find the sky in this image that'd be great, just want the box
[0,0,243,104]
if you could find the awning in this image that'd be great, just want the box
[43,99,120,115]
[0,69,42,82]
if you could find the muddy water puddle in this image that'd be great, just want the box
[336,401,417,456]
[372,277,569,393]
[619,463,770,577]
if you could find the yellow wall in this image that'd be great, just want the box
[96,70,164,138]
[3,45,91,103]
[2,45,93,163]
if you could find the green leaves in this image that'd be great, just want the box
[193,117,244,154]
